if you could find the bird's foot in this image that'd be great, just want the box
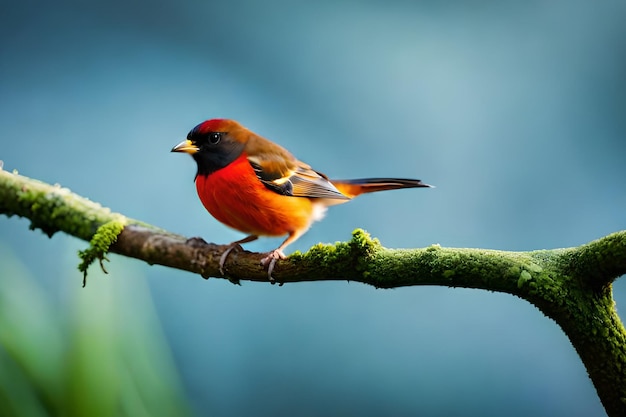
[260,250,286,285]
[217,235,258,285]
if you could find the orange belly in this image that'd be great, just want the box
[195,153,317,237]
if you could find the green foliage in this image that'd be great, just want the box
[0,243,191,417]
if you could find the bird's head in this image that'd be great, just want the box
[171,119,248,177]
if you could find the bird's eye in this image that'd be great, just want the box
[208,132,221,144]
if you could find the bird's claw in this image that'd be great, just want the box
[260,250,286,285]
[219,243,243,275]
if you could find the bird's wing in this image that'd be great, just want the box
[245,136,348,200]
[289,163,350,200]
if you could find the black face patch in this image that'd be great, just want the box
[187,128,245,177]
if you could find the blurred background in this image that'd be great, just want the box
[1,0,625,416]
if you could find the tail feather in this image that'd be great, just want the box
[331,178,433,199]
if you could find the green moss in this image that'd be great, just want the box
[426,244,441,252]
[443,270,455,279]
[350,229,381,272]
[77,217,126,287]
[518,270,532,288]
[293,229,382,280]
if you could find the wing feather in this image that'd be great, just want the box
[244,135,348,201]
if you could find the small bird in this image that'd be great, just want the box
[172,119,432,281]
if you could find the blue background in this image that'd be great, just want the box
[1,0,625,416]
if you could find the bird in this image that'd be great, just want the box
[171,119,432,282]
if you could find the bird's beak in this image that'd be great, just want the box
[171,139,199,154]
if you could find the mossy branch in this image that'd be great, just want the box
[1,168,625,416]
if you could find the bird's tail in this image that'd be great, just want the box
[331,178,433,199]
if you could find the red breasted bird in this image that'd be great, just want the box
[172,119,432,281]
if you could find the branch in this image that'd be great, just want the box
[1,167,625,416]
